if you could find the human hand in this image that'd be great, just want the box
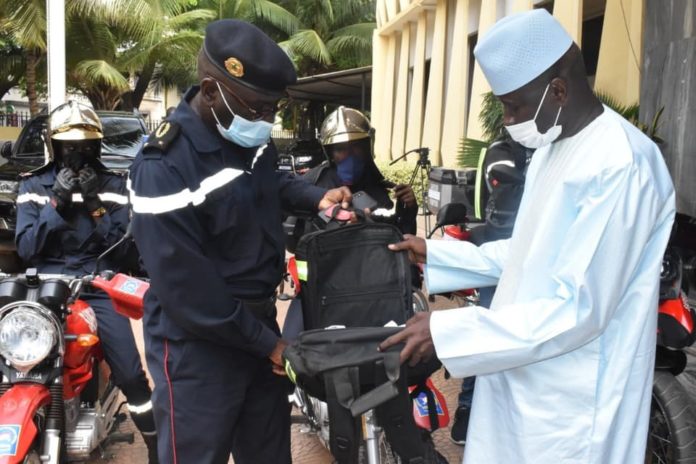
[318,186,352,211]
[78,167,102,212]
[269,338,289,376]
[52,168,77,211]
[379,312,435,366]
[394,184,416,208]
[388,234,427,264]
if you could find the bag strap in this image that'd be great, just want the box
[376,366,428,463]
[325,367,361,464]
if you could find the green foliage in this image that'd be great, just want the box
[375,160,427,207]
[457,138,487,168]
[480,92,506,142]
[456,92,505,168]
[594,89,664,144]
[277,0,375,76]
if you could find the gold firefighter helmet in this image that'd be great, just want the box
[47,101,103,142]
[319,106,371,147]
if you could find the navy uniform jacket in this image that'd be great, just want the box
[129,87,326,357]
[16,165,129,275]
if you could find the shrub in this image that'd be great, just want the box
[375,160,427,207]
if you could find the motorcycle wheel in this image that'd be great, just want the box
[358,432,401,464]
[645,370,696,463]
[413,289,429,313]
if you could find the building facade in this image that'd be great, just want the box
[371,0,644,167]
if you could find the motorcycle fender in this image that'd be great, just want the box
[0,385,51,464]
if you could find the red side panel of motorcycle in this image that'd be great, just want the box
[65,300,98,368]
[91,274,148,320]
[657,293,696,349]
[408,378,449,431]
[443,225,470,241]
[0,385,51,463]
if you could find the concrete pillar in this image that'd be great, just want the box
[386,0,399,21]
[511,0,532,14]
[405,14,428,156]
[553,0,583,44]
[465,0,498,141]
[373,35,398,161]
[421,0,448,165]
[440,0,470,167]
[594,0,643,105]
[391,28,412,159]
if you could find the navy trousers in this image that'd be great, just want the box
[84,291,151,406]
[145,329,292,464]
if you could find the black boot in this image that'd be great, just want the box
[130,405,159,463]
[141,430,160,464]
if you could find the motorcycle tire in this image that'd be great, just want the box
[646,370,696,463]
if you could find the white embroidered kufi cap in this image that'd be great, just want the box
[474,9,573,96]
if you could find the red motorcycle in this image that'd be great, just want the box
[0,268,148,463]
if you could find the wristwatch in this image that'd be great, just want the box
[91,206,107,218]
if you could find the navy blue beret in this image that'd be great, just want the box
[203,19,297,96]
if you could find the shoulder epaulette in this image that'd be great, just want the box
[144,120,181,154]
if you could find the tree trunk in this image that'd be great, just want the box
[25,51,40,116]
[130,58,157,111]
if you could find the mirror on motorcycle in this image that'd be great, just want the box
[0,141,12,159]
[426,203,466,238]
[435,203,468,229]
[489,164,525,185]
[428,203,468,239]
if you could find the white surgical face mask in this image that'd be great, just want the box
[210,81,273,148]
[504,84,562,149]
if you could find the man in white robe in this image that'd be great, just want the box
[380,10,675,464]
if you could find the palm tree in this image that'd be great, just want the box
[0,34,25,102]
[201,0,299,33]
[2,0,46,116]
[67,0,215,110]
[277,0,375,76]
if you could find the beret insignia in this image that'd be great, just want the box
[225,57,244,77]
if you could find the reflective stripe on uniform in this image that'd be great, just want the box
[128,167,246,215]
[16,193,50,205]
[16,192,129,205]
[127,399,153,415]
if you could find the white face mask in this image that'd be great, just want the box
[210,81,273,148]
[504,84,562,149]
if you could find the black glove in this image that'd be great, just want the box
[52,168,77,213]
[77,166,102,213]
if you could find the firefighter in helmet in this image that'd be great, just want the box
[15,101,158,462]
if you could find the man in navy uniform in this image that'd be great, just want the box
[128,19,352,464]
[15,101,158,462]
